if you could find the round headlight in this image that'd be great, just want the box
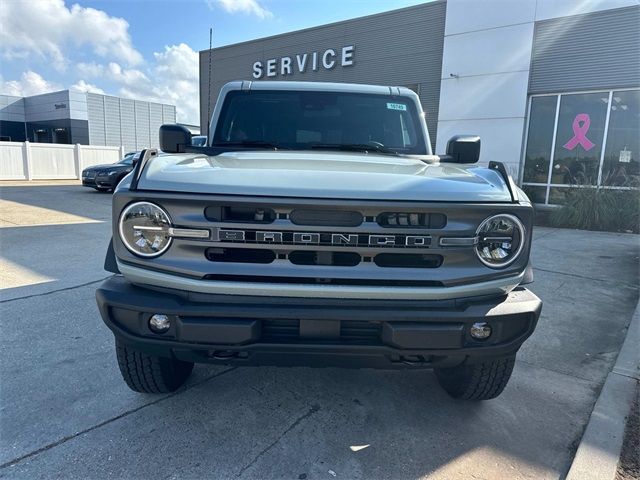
[119,202,172,257]
[475,214,525,268]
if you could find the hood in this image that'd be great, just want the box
[137,151,512,202]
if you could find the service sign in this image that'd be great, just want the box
[252,45,354,79]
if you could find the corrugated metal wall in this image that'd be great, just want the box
[86,93,176,151]
[529,5,640,93]
[104,96,121,147]
[87,94,106,146]
[134,101,150,150]
[162,105,176,125]
[120,99,136,152]
[199,1,446,147]
[149,103,163,148]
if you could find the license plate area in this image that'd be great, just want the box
[299,319,340,339]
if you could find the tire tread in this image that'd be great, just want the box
[435,355,516,401]
[115,341,193,393]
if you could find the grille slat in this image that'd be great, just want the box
[290,209,363,227]
[262,319,382,345]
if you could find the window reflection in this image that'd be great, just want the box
[601,90,640,187]
[551,93,608,186]
[523,96,557,184]
[522,185,547,204]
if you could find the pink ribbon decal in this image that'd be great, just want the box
[563,113,595,151]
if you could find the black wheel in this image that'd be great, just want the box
[94,187,110,193]
[115,340,194,393]
[434,355,515,400]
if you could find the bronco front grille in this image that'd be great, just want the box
[115,193,531,289]
[198,202,460,277]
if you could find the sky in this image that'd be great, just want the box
[0,0,430,124]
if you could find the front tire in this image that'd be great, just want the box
[435,355,515,400]
[115,340,194,393]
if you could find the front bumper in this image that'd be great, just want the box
[82,177,98,188]
[96,276,542,369]
[82,174,116,189]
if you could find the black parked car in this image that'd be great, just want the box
[82,152,140,192]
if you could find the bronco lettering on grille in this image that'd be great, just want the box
[217,229,431,248]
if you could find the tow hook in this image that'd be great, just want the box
[208,350,240,360]
[399,355,429,366]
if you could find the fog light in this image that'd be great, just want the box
[470,322,492,340]
[149,314,171,333]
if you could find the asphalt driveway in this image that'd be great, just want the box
[1,182,638,479]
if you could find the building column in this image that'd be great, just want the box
[22,141,32,180]
[436,0,536,178]
[74,143,82,179]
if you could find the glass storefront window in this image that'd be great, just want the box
[522,185,547,204]
[521,88,640,204]
[601,90,640,187]
[551,93,608,186]
[522,96,557,184]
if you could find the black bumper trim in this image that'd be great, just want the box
[96,276,542,369]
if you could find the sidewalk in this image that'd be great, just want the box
[566,299,640,480]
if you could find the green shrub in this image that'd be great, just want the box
[549,187,640,233]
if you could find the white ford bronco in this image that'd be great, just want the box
[97,81,542,400]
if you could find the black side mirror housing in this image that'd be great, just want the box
[444,135,481,163]
[159,124,192,153]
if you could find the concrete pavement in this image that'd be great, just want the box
[0,182,638,479]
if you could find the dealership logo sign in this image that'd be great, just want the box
[252,45,354,79]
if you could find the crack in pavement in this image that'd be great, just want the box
[0,217,21,226]
[0,276,114,303]
[532,266,638,288]
[0,367,238,469]
[236,404,321,478]
[532,230,558,241]
[518,359,596,384]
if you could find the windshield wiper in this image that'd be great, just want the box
[309,143,399,155]
[213,140,287,150]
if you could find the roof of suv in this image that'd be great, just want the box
[222,80,417,97]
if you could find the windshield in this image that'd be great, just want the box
[213,90,427,155]
[119,153,139,165]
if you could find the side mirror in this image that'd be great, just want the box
[445,135,481,163]
[159,124,192,153]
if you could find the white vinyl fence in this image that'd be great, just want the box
[0,142,125,180]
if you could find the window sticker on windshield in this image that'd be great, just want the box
[386,102,407,111]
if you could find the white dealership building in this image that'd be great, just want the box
[200,0,639,205]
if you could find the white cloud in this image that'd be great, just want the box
[0,0,142,71]
[154,44,199,82]
[70,80,105,94]
[77,62,105,78]
[1,0,200,125]
[0,71,62,97]
[80,44,199,124]
[106,62,150,86]
[208,0,273,19]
